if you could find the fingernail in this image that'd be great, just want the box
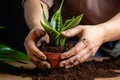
[65,66,70,69]
[61,31,66,34]
[60,64,64,67]
[60,62,65,67]
[40,56,46,60]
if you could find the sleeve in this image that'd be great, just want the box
[22,0,54,9]
[41,0,54,8]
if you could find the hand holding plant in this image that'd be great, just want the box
[40,0,83,69]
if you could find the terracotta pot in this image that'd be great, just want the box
[44,52,61,69]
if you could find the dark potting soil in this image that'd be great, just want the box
[7,57,120,80]
[4,40,120,80]
[39,41,75,53]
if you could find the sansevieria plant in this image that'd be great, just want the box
[41,0,83,47]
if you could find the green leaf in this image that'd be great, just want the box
[50,0,64,31]
[0,26,5,29]
[63,16,75,27]
[54,36,60,46]
[41,0,83,47]
[56,14,63,32]
[62,14,83,31]
[11,50,29,63]
[50,13,58,30]
[0,44,29,63]
[60,36,66,46]
[41,4,50,26]
[41,22,60,46]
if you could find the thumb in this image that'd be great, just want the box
[61,26,83,38]
[35,29,46,38]
[36,34,50,47]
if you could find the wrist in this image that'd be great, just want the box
[97,24,108,43]
[29,23,44,30]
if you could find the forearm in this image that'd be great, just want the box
[98,12,120,43]
[23,0,49,30]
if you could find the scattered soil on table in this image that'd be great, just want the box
[3,40,120,80]
[7,57,120,80]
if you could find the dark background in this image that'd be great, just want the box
[0,0,29,52]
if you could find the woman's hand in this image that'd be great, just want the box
[60,25,106,68]
[24,27,50,69]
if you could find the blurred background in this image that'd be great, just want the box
[0,0,29,52]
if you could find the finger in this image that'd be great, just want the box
[60,58,79,69]
[36,34,49,47]
[77,45,95,63]
[65,64,74,69]
[80,51,93,63]
[65,58,80,69]
[33,48,46,60]
[26,29,45,41]
[65,52,92,69]
[61,26,83,38]
[80,44,97,63]
[32,29,46,41]
[60,46,90,68]
[25,37,47,60]
[36,60,51,69]
[61,38,87,59]
[59,59,70,68]
[28,54,39,63]
[29,55,50,69]
[29,45,47,60]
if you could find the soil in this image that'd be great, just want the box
[39,40,75,53]
[7,57,120,80]
[2,40,120,80]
